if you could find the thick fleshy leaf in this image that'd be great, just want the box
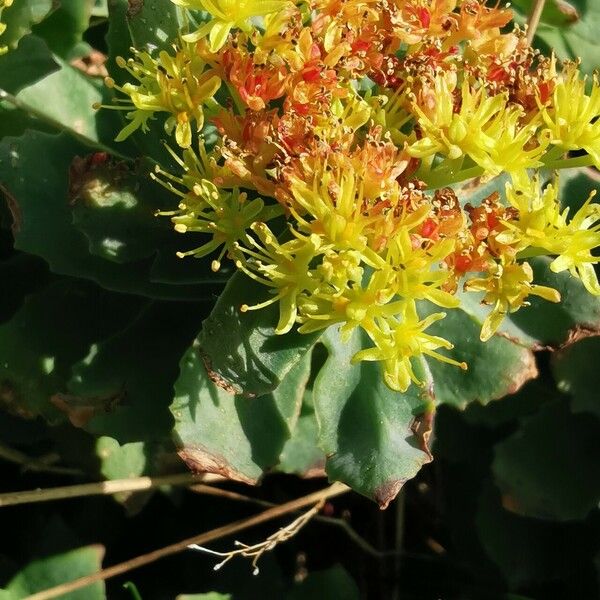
[278,393,326,477]
[124,0,185,52]
[198,273,321,397]
[0,545,105,599]
[272,351,312,432]
[420,303,538,409]
[105,0,189,166]
[0,131,223,298]
[171,342,290,484]
[552,334,600,418]
[492,397,600,521]
[67,301,204,443]
[32,0,94,59]
[0,0,53,52]
[0,279,141,421]
[313,327,432,508]
[458,256,600,347]
[0,34,58,96]
[13,55,126,152]
[475,479,597,589]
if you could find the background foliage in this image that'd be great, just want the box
[0,0,598,598]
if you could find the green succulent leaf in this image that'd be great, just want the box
[0,131,224,298]
[552,334,600,418]
[421,302,538,409]
[171,342,294,484]
[0,0,53,52]
[0,545,105,599]
[313,327,433,508]
[32,0,94,60]
[492,397,600,521]
[197,273,321,398]
[0,278,141,421]
[278,393,326,477]
[67,301,204,443]
[0,34,58,96]
[476,479,597,589]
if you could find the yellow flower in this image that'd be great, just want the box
[352,301,467,393]
[546,194,600,295]
[296,266,400,337]
[287,165,382,265]
[479,107,550,175]
[100,43,221,147]
[408,75,508,168]
[500,177,600,294]
[384,227,459,308]
[538,63,600,168]
[236,223,324,334]
[0,0,13,55]
[465,259,560,341]
[164,180,271,271]
[172,0,292,51]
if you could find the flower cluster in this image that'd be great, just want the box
[0,0,13,55]
[104,0,600,392]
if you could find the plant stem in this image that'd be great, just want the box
[527,0,547,43]
[422,165,484,189]
[543,154,596,170]
[26,482,349,600]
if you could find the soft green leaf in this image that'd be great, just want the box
[68,301,204,442]
[421,302,538,409]
[97,437,146,479]
[476,479,596,588]
[278,394,325,477]
[272,350,312,432]
[14,57,124,151]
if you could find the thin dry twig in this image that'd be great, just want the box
[26,482,349,600]
[189,500,324,574]
[0,443,83,477]
[527,0,547,43]
[191,483,393,558]
[0,473,224,507]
